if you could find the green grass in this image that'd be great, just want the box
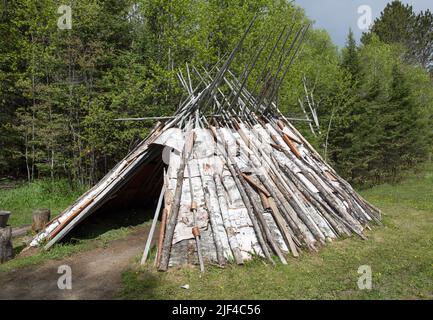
[120,164,433,300]
[0,177,152,273]
[361,163,433,212]
[1,166,432,299]
[0,179,86,227]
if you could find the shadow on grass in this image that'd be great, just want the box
[120,268,161,300]
[13,243,26,256]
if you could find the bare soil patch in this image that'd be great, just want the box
[0,226,154,300]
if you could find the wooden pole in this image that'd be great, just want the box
[239,173,288,264]
[187,161,205,273]
[158,130,194,271]
[213,174,244,265]
[196,159,226,266]
[156,172,171,267]
[140,183,165,265]
[268,197,299,257]
[208,125,274,263]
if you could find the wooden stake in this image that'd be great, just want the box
[155,208,168,267]
[187,161,205,273]
[141,184,165,265]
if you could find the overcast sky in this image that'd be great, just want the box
[295,0,433,47]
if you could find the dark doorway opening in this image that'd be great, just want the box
[63,145,166,242]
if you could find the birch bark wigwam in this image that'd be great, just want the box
[28,16,381,271]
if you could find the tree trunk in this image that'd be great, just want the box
[0,226,13,263]
[32,209,51,232]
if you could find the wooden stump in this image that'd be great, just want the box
[0,226,13,263]
[32,209,51,232]
[0,210,11,228]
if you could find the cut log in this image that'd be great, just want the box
[32,209,51,233]
[0,226,14,263]
[12,225,32,238]
[0,211,11,228]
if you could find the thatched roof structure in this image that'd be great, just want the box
[30,17,381,271]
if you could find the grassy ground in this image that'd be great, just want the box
[120,164,433,300]
[0,166,431,299]
[0,225,145,273]
[0,178,148,273]
[0,179,86,227]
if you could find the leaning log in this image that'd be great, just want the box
[213,174,244,265]
[202,182,226,266]
[158,130,194,271]
[239,174,288,264]
[209,125,274,264]
[267,197,299,257]
[226,160,276,264]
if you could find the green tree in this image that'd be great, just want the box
[341,29,360,81]
[0,0,24,176]
[412,9,433,73]
[361,1,415,47]
[362,1,433,74]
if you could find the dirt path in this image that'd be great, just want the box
[0,226,154,300]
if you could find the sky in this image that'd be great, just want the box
[295,0,433,47]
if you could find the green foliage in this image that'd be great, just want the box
[362,0,415,46]
[362,0,433,74]
[341,29,360,81]
[326,32,432,186]
[0,0,432,187]
[412,9,433,74]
